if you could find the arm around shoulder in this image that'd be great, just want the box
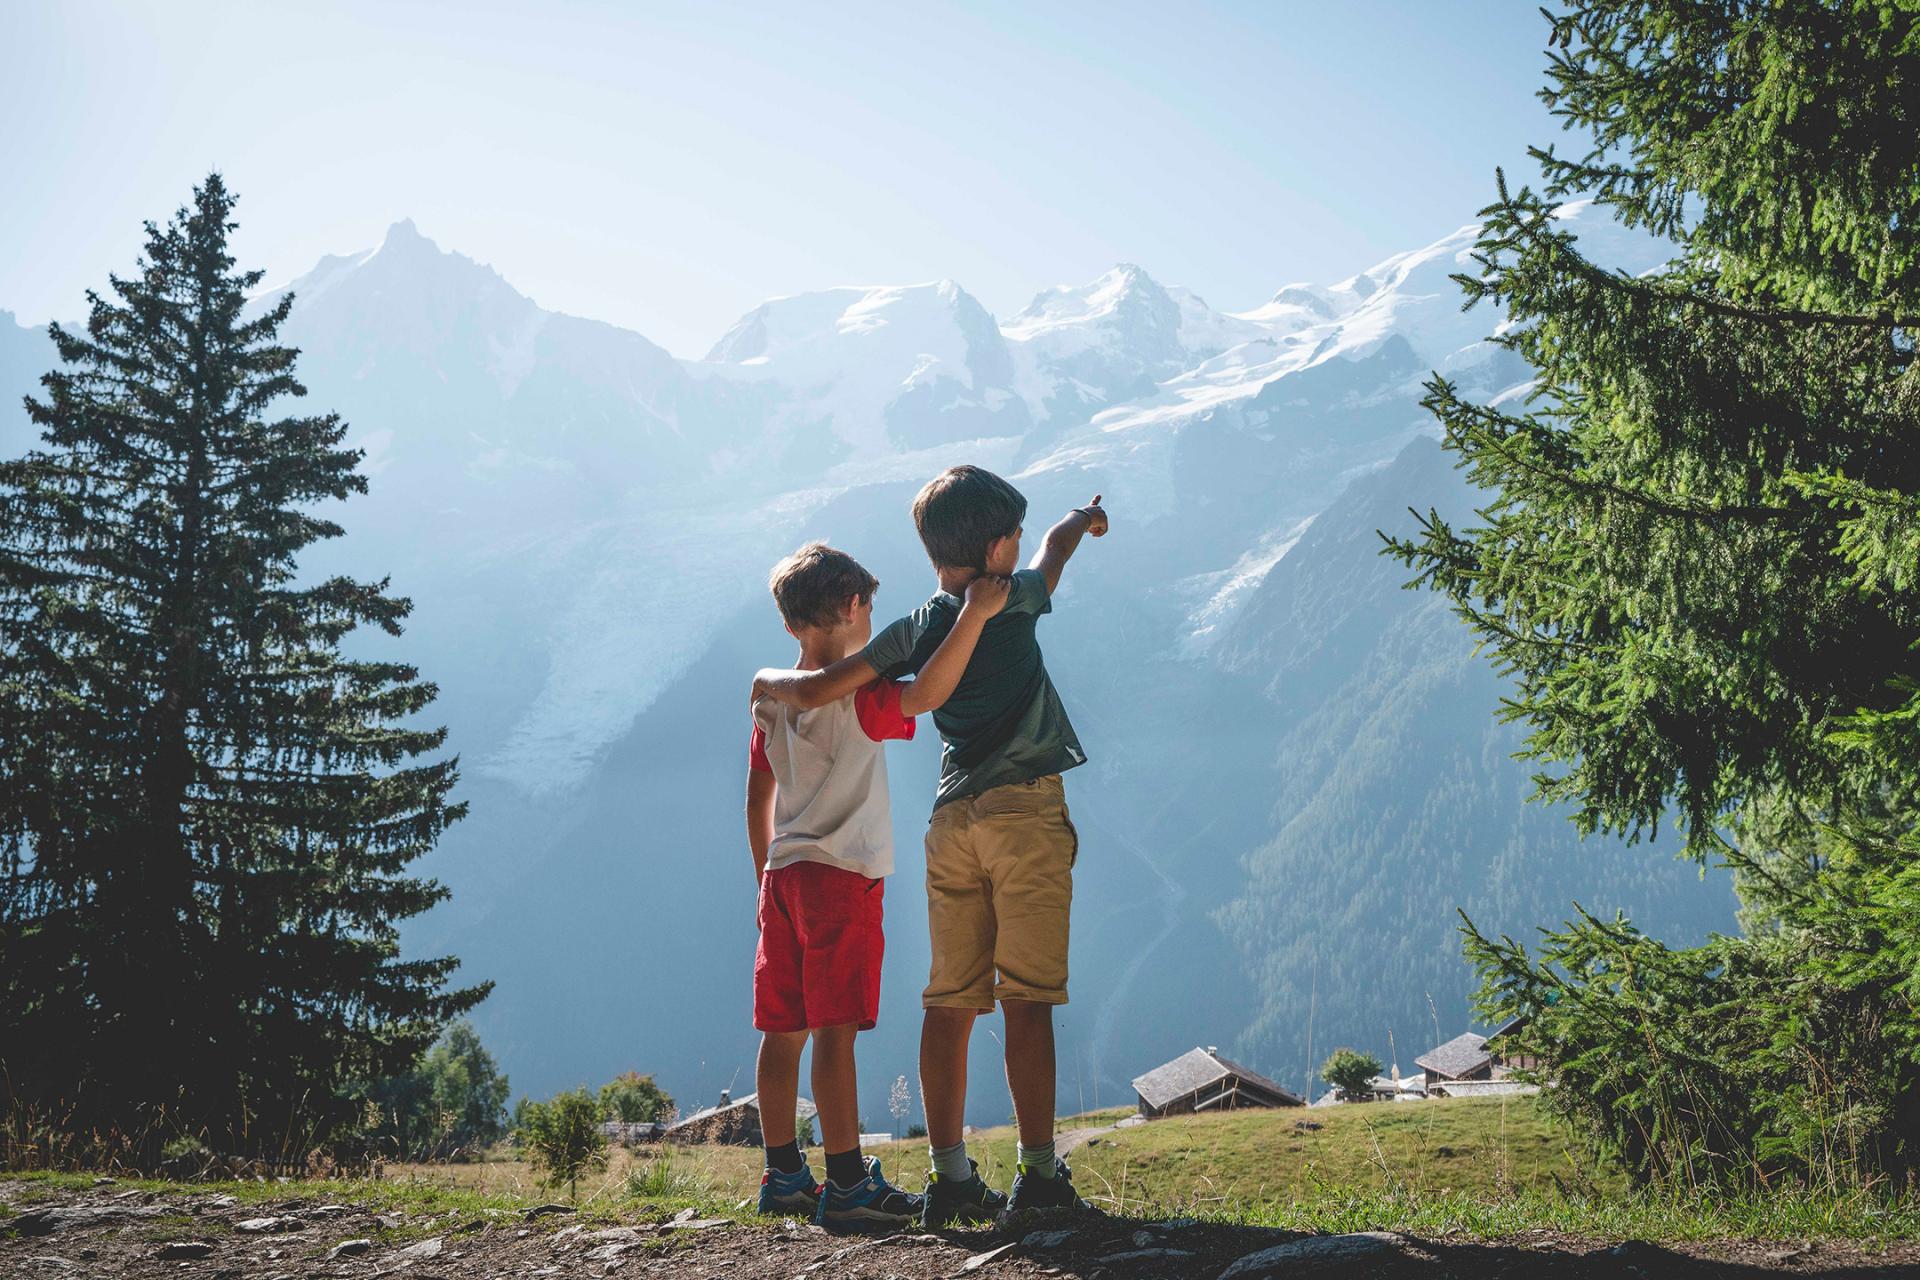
[752,651,880,710]
[898,574,1009,716]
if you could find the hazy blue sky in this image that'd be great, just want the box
[4,1,1574,356]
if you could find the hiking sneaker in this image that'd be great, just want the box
[815,1156,922,1232]
[920,1157,1008,1228]
[757,1164,822,1217]
[1004,1157,1091,1215]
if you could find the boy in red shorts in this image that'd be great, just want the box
[748,542,1006,1229]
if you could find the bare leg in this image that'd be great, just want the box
[920,1006,978,1149]
[810,1023,860,1155]
[1002,999,1055,1148]
[756,1030,809,1149]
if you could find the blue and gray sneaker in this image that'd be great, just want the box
[1005,1157,1091,1215]
[814,1156,923,1232]
[758,1163,822,1217]
[920,1158,1008,1228]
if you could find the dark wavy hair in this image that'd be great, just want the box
[911,465,1028,570]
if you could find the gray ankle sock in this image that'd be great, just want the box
[931,1140,972,1182]
[1017,1140,1057,1176]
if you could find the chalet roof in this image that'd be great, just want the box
[666,1090,760,1130]
[1415,1032,1490,1079]
[1131,1047,1301,1110]
[1487,1013,1530,1043]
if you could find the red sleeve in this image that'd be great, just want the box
[853,679,917,743]
[748,724,773,773]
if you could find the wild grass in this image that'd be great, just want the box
[7,1098,1917,1242]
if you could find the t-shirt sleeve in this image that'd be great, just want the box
[1004,567,1054,618]
[748,724,773,773]
[861,612,929,679]
[853,679,917,743]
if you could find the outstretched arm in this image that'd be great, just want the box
[898,574,1009,715]
[752,651,878,711]
[1030,493,1110,595]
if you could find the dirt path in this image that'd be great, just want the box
[5,1181,1918,1278]
[1055,1115,1130,1155]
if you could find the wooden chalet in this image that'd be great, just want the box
[1416,1018,1537,1096]
[1415,1032,1493,1091]
[662,1089,763,1146]
[1131,1046,1303,1118]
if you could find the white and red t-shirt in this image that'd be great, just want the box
[749,680,915,878]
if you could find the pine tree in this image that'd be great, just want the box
[1386,2,1920,1184]
[0,174,486,1162]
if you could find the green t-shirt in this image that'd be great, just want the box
[862,567,1086,810]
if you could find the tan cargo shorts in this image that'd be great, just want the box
[923,774,1078,1009]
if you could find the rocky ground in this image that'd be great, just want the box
[6,1181,1920,1278]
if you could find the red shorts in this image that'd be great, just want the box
[754,861,885,1033]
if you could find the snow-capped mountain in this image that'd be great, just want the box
[0,203,1729,1122]
[1001,264,1265,432]
[695,279,1031,465]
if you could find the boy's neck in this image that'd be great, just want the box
[794,632,856,672]
[937,566,982,597]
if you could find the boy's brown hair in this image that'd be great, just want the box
[768,541,879,631]
[911,465,1028,570]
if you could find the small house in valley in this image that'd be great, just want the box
[1131,1046,1303,1118]
[1414,1017,1539,1097]
[662,1089,763,1146]
[1415,1032,1494,1091]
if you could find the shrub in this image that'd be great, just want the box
[1320,1048,1384,1100]
[599,1071,674,1124]
[518,1088,608,1200]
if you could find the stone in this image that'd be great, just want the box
[327,1239,374,1260]
[1131,1229,1160,1247]
[205,1194,238,1209]
[1101,1248,1197,1263]
[155,1239,216,1259]
[1023,1229,1077,1251]
[12,1205,164,1235]
[962,1242,1021,1271]
[583,1242,633,1262]
[396,1235,445,1260]
[662,1216,730,1231]
[235,1215,302,1233]
[523,1202,574,1218]
[90,1177,116,1187]
[585,1227,645,1244]
[1218,1232,1405,1278]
